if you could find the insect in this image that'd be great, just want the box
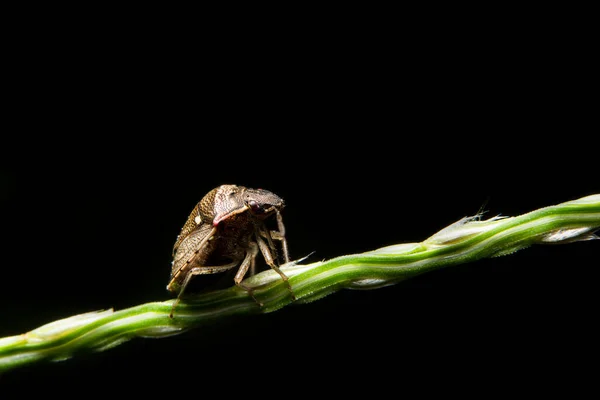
[167,184,296,318]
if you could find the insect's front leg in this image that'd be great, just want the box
[258,211,290,264]
[234,242,262,306]
[276,210,290,263]
[255,231,296,301]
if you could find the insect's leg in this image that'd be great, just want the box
[169,261,238,318]
[250,248,256,276]
[169,269,195,319]
[267,230,290,263]
[258,228,281,259]
[234,242,263,306]
[255,232,296,301]
[260,225,279,263]
[276,210,290,264]
[258,211,290,264]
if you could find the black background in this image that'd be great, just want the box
[1,20,598,396]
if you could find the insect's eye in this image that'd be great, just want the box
[248,200,265,214]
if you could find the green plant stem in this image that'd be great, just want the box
[1,194,598,372]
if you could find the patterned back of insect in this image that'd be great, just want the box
[172,202,202,257]
[171,187,223,255]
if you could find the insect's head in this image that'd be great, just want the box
[211,185,285,226]
[244,188,285,218]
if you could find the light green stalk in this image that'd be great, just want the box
[1,194,598,372]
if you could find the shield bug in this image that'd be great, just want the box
[167,184,295,317]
